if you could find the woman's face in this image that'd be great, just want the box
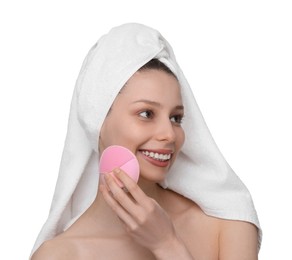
[99,69,185,183]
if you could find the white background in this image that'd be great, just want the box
[0,1,291,259]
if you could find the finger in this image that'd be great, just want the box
[113,168,147,205]
[100,183,136,228]
[104,173,142,216]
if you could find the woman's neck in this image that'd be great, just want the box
[136,176,164,201]
[81,177,165,237]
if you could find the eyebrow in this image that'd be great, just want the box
[132,99,184,110]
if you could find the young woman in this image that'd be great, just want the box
[31,24,261,259]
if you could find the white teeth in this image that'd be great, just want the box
[142,151,171,161]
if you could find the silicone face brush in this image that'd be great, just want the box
[99,145,140,187]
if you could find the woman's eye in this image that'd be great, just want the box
[170,115,184,125]
[139,110,154,119]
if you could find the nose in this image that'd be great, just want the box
[155,118,176,143]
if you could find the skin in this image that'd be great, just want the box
[32,70,259,260]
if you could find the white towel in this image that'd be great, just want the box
[31,23,261,255]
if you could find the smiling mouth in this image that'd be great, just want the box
[141,150,172,162]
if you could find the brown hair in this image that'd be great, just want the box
[138,59,177,79]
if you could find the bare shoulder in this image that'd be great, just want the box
[218,219,259,259]
[163,189,259,259]
[162,188,202,214]
[31,236,78,260]
[163,188,219,223]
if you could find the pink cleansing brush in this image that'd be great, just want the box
[99,145,140,187]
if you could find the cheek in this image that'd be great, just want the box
[99,117,118,147]
[116,122,146,146]
[99,116,143,149]
[176,128,185,150]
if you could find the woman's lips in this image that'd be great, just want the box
[139,149,173,167]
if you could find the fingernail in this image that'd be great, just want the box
[113,168,120,174]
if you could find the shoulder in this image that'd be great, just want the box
[163,189,221,234]
[218,219,259,259]
[164,190,259,259]
[162,188,201,214]
[31,237,78,260]
[164,189,218,224]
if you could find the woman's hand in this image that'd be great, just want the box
[100,168,189,257]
